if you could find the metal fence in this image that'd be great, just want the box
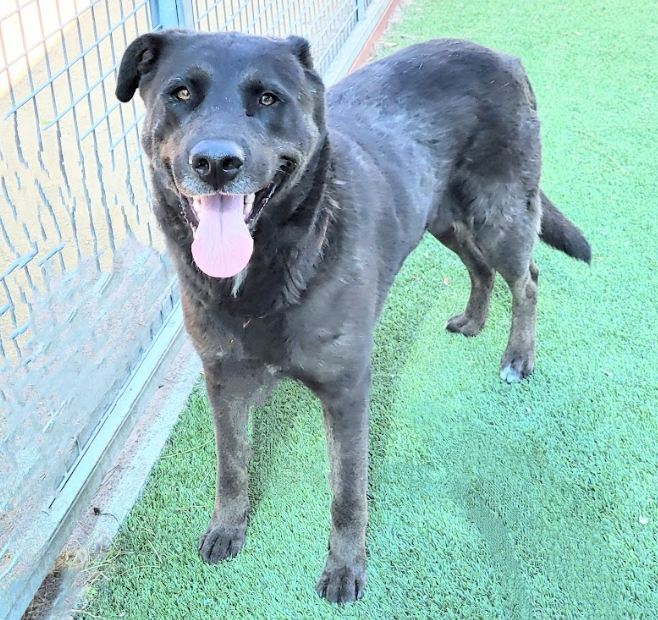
[0,0,388,618]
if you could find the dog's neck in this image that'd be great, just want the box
[225,134,336,315]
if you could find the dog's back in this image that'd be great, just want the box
[328,39,540,230]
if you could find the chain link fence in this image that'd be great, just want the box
[0,0,391,617]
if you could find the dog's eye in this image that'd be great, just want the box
[172,86,191,101]
[259,92,278,106]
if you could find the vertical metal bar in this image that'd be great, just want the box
[35,0,71,198]
[356,0,366,21]
[86,48,119,254]
[88,1,116,170]
[213,0,221,32]
[103,0,119,171]
[71,0,102,269]
[0,214,19,259]
[150,0,176,27]
[148,0,162,27]
[149,0,195,28]
[220,0,229,30]
[117,0,138,224]
[14,0,47,172]
[178,0,195,27]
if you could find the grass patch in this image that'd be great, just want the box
[83,0,658,617]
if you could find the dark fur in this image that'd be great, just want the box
[117,30,590,603]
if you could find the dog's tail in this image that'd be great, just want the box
[539,191,592,263]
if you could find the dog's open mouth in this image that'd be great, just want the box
[179,160,294,279]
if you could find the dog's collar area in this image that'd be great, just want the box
[234,211,331,322]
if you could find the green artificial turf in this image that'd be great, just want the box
[84,0,658,617]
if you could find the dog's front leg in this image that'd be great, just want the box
[198,358,259,563]
[314,369,370,604]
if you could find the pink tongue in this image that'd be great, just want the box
[191,194,253,278]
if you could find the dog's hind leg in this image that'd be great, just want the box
[472,191,541,383]
[430,223,495,336]
[498,265,538,382]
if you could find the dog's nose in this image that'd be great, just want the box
[189,140,245,188]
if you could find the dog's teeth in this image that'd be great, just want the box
[243,194,255,216]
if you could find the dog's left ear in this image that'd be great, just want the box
[286,35,314,70]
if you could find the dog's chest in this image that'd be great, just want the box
[203,305,342,384]
[201,306,290,368]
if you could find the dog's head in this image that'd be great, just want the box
[116,29,326,278]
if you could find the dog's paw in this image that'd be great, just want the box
[499,350,534,383]
[198,519,247,564]
[315,558,366,604]
[445,312,485,337]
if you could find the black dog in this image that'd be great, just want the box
[116,30,590,603]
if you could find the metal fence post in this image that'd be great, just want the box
[150,0,195,28]
[177,0,196,27]
[356,0,367,21]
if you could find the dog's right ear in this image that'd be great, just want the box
[286,35,314,70]
[116,32,167,102]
